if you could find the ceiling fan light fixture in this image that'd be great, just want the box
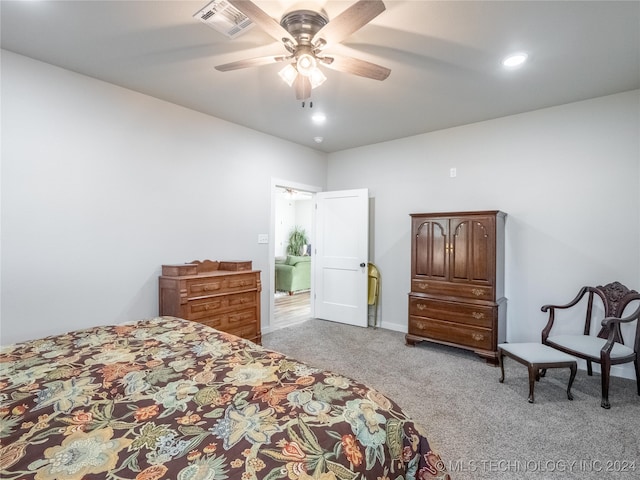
[309,68,327,89]
[278,64,298,86]
[296,53,317,76]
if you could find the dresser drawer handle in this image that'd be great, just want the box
[471,332,485,341]
[416,321,426,330]
[203,285,219,291]
[418,283,429,290]
[471,288,483,296]
[471,312,485,320]
[417,304,427,311]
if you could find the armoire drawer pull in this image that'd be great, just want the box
[471,312,485,319]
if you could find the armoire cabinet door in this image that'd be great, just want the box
[450,216,496,286]
[413,215,496,286]
[412,217,448,280]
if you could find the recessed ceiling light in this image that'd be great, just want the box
[502,52,528,68]
[313,136,324,143]
[311,113,326,124]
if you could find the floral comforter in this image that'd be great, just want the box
[1,317,449,480]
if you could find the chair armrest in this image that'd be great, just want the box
[541,286,589,313]
[600,303,640,355]
[541,287,589,341]
[601,303,640,328]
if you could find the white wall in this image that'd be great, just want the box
[328,90,640,378]
[274,195,296,258]
[0,51,327,344]
[274,195,312,258]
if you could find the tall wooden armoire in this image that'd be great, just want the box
[406,211,506,363]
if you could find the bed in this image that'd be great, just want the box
[1,317,449,480]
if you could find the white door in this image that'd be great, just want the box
[313,188,369,327]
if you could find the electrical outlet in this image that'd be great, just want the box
[257,234,268,244]
[450,167,457,178]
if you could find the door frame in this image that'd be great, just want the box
[266,177,322,334]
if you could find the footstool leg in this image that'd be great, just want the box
[498,349,505,383]
[527,364,536,403]
[567,363,577,401]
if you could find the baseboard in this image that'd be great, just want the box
[375,320,407,333]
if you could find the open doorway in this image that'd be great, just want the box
[270,180,320,330]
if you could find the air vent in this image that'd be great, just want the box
[194,0,255,38]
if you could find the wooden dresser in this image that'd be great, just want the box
[406,211,506,363]
[159,260,262,344]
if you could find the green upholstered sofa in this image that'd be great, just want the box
[275,255,311,294]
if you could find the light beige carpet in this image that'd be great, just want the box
[263,318,640,480]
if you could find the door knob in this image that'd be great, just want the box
[360,263,366,267]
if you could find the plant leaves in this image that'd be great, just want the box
[263,466,288,480]
[386,419,403,460]
[296,418,323,454]
[259,448,299,462]
[312,383,350,403]
[178,425,206,436]
[194,386,220,406]
[203,408,224,419]
[326,460,359,480]
[146,367,180,385]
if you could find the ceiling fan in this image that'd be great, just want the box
[214,0,391,100]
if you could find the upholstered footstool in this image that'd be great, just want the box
[498,343,577,403]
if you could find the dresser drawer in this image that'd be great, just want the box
[409,296,495,328]
[187,291,257,320]
[409,316,492,350]
[194,306,257,330]
[411,279,493,302]
[226,322,261,344]
[187,273,258,298]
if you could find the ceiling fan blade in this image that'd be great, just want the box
[228,0,295,44]
[312,0,385,49]
[320,55,390,81]
[294,75,311,100]
[215,55,288,72]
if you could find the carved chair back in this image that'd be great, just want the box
[590,282,640,345]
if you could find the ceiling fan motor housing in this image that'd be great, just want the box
[279,10,328,46]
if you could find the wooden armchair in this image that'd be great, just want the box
[541,281,640,408]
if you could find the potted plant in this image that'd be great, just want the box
[287,226,308,256]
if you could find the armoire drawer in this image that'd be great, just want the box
[411,279,493,302]
[187,273,258,298]
[409,296,494,328]
[409,316,493,350]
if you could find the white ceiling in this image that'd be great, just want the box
[2,1,638,153]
